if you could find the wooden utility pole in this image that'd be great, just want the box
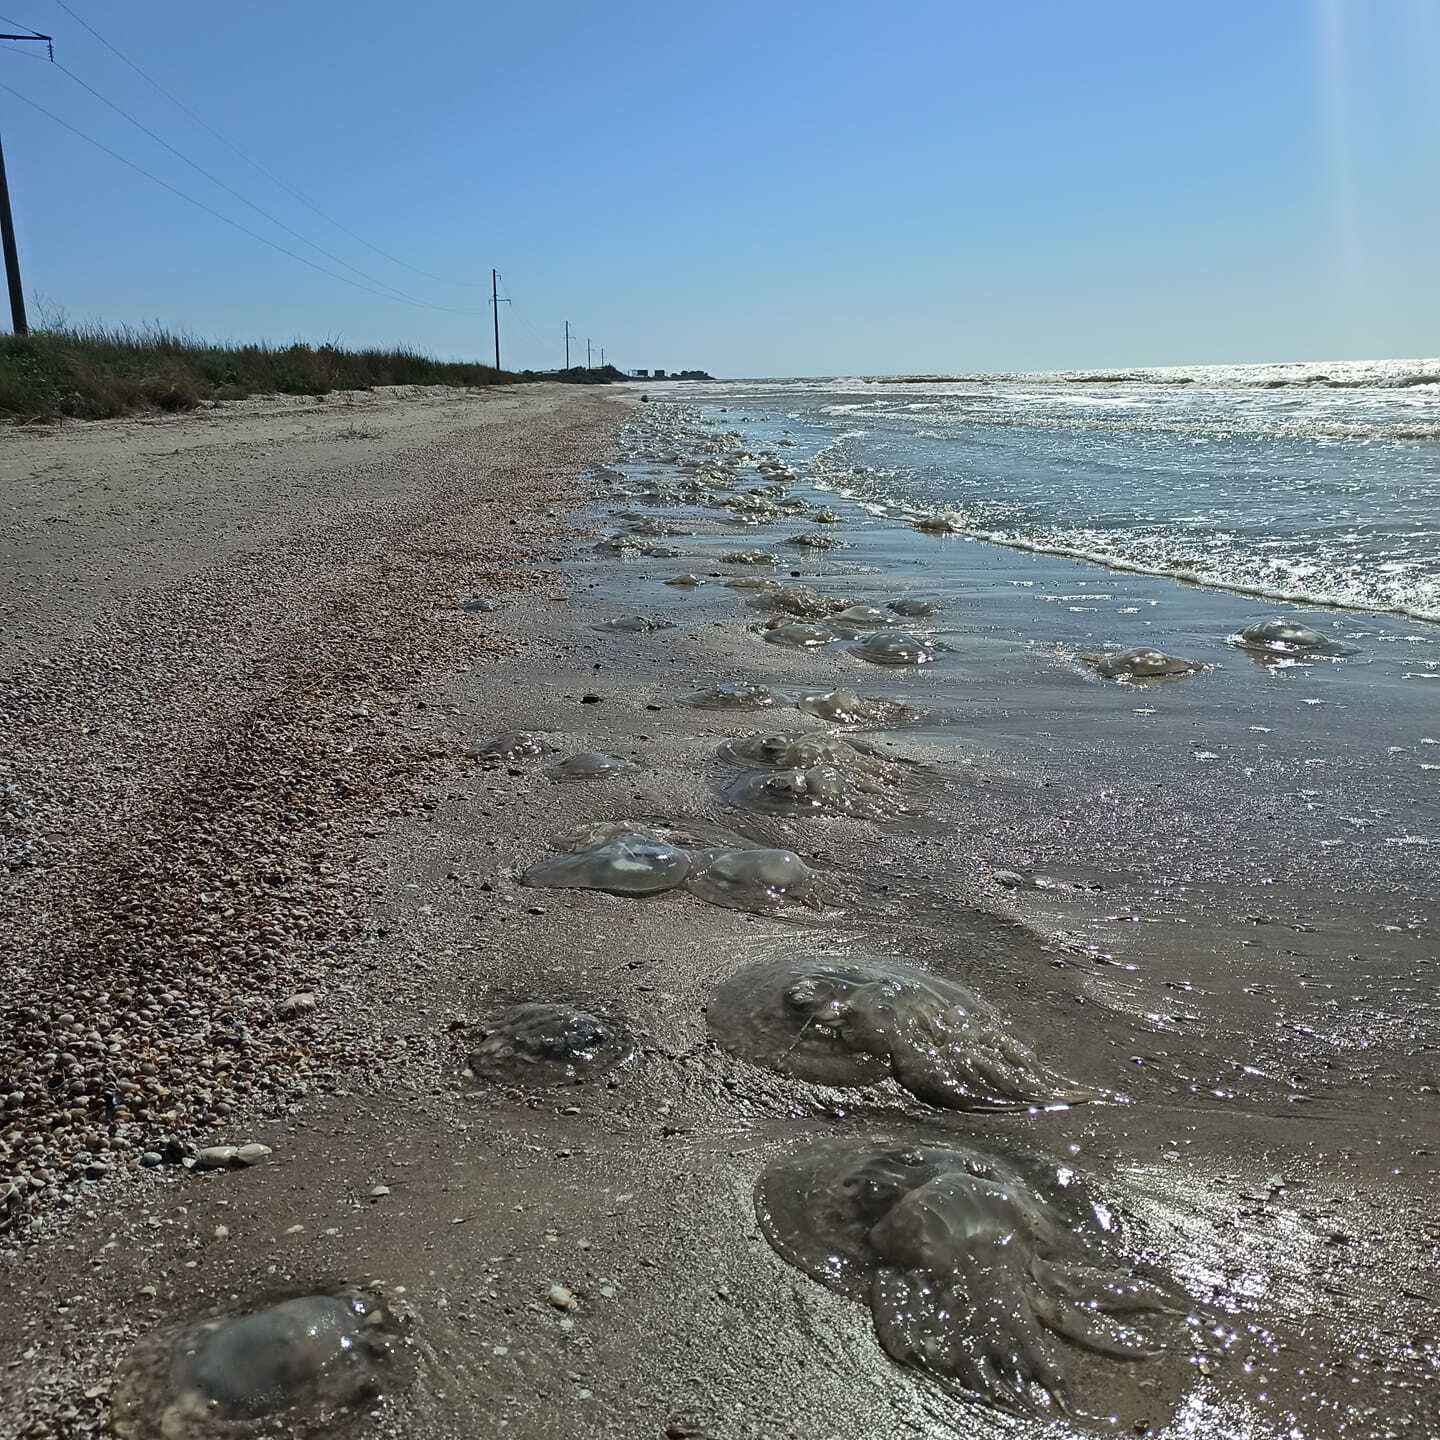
[586,338,592,370]
[489,269,509,371]
[564,320,571,369]
[0,28,54,336]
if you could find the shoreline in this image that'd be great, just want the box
[1,389,1434,1437]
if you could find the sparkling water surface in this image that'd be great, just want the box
[673,360,1440,622]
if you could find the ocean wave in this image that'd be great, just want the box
[903,515,1440,624]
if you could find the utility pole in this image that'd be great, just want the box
[586,338,592,370]
[488,269,509,372]
[0,27,54,337]
[600,347,605,368]
[564,321,572,370]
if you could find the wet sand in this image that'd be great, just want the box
[1,394,1436,1438]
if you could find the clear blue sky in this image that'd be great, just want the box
[1,1,1436,376]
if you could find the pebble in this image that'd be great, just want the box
[277,991,317,1019]
[235,1143,272,1166]
[368,1184,392,1199]
[194,1145,238,1171]
[547,1283,578,1311]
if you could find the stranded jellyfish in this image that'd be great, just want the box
[830,605,895,629]
[796,689,920,727]
[468,1002,633,1086]
[1080,648,1202,682]
[785,531,849,551]
[888,597,940,618]
[684,847,815,912]
[547,751,636,782]
[725,765,897,820]
[625,518,692,537]
[762,622,839,650]
[664,574,708,588]
[597,615,677,634]
[709,957,1091,1110]
[722,549,781,566]
[522,835,690,895]
[1232,616,1356,659]
[719,730,910,788]
[811,508,840,524]
[753,585,850,620]
[685,681,783,710]
[723,576,782,592]
[471,731,551,766]
[754,1142,1181,1416]
[854,632,938,666]
[913,512,966,535]
[111,1289,399,1436]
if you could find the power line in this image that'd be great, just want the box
[0,77,478,312]
[48,0,481,289]
[37,56,478,313]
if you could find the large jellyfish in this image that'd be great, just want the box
[683,847,815,911]
[1231,616,1356,660]
[597,615,678,634]
[853,632,938,666]
[708,957,1091,1110]
[111,1289,399,1436]
[785,531,849,551]
[888,597,941,618]
[685,681,784,710]
[796,689,921,727]
[718,731,911,788]
[547,751,637,782]
[471,731,551,766]
[521,835,690,895]
[723,549,781,566]
[761,621,840,650]
[754,1142,1181,1415]
[752,586,852,620]
[724,766,898,820]
[468,1002,633,1086]
[1080,648,1202,681]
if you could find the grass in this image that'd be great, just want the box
[0,322,526,423]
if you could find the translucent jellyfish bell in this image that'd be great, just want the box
[684,681,783,710]
[597,615,677,634]
[853,631,937,665]
[1232,616,1356,659]
[471,731,551,766]
[708,957,1092,1110]
[1080,648,1202,681]
[754,1142,1182,1416]
[111,1289,398,1436]
[722,549,781,566]
[547,752,637,782]
[795,689,920,727]
[521,836,690,895]
[887,597,941,618]
[468,1003,633,1086]
[683,847,814,911]
[725,766,896,819]
[763,622,838,650]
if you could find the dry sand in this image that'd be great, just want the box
[0,387,1433,1440]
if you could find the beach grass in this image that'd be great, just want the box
[0,322,525,422]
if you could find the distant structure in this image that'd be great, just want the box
[628,367,713,381]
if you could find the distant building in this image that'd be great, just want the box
[653,369,668,379]
[631,369,650,379]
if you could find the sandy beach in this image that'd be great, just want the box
[0,387,1434,1439]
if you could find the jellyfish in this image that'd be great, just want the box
[1080,648,1202,681]
[683,847,814,911]
[763,622,839,650]
[547,752,637,782]
[887,597,941,618]
[521,836,690,895]
[597,615,678,634]
[1231,616,1356,660]
[685,681,784,711]
[754,1141,1181,1415]
[111,1289,398,1435]
[854,632,938,666]
[471,731,551,766]
[795,689,921,727]
[709,957,1091,1110]
[468,1002,633,1085]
